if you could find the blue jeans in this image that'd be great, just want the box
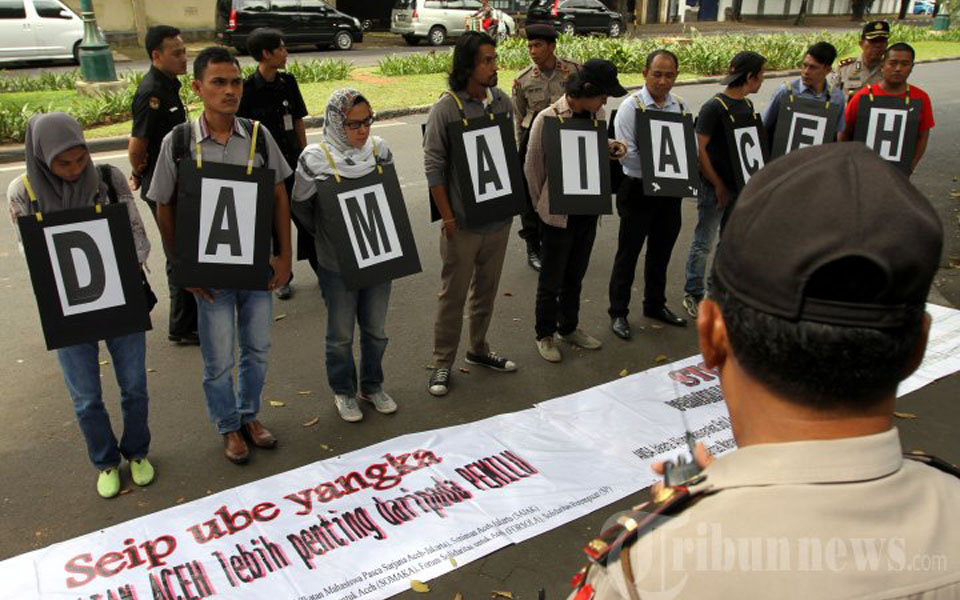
[196,289,273,434]
[57,332,150,470]
[683,184,738,299]
[317,268,391,397]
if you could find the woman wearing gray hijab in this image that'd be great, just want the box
[6,113,154,499]
[291,89,397,423]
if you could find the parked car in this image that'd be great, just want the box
[215,0,364,52]
[526,0,625,37]
[912,0,935,14]
[0,0,83,64]
[391,0,516,46]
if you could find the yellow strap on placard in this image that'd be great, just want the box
[486,88,494,121]
[372,140,383,175]
[552,105,564,124]
[319,143,342,184]
[715,95,735,123]
[445,91,469,127]
[247,120,260,175]
[632,94,646,112]
[21,174,41,222]
[95,203,102,214]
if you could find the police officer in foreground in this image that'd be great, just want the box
[128,25,195,344]
[831,20,889,99]
[512,23,580,272]
[569,143,960,599]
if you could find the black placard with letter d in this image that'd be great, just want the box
[853,95,921,175]
[314,163,422,290]
[18,204,151,350]
[771,96,842,158]
[636,111,700,197]
[173,161,275,289]
[544,116,612,215]
[446,113,526,228]
[723,113,769,191]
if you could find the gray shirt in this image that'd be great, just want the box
[146,115,292,206]
[423,87,513,234]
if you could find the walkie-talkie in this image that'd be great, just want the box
[662,412,703,487]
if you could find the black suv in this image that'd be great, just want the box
[216,0,364,52]
[526,0,624,38]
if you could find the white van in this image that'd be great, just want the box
[391,0,515,46]
[0,0,84,64]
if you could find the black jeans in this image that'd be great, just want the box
[517,137,541,254]
[607,177,682,318]
[535,215,598,339]
[144,199,198,338]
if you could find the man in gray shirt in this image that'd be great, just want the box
[148,47,292,465]
[423,31,517,397]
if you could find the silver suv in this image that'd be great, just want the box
[391,0,516,46]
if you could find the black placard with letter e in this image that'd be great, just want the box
[18,204,151,350]
[635,111,700,197]
[173,160,275,289]
[314,162,422,290]
[723,113,769,190]
[544,116,612,215]
[771,96,843,158]
[853,94,920,175]
[446,112,526,228]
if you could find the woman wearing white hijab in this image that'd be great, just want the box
[7,113,154,499]
[292,89,397,423]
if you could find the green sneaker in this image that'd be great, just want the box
[97,468,121,499]
[130,458,155,487]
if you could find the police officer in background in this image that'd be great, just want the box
[128,25,194,344]
[238,27,311,300]
[512,24,580,272]
[831,20,889,99]
[567,144,960,599]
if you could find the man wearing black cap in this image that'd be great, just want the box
[567,143,960,599]
[831,20,889,100]
[525,59,627,363]
[681,51,765,320]
[513,23,581,272]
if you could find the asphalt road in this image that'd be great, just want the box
[0,62,958,598]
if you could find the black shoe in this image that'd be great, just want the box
[465,351,517,372]
[428,368,451,397]
[611,316,631,340]
[168,332,200,345]
[643,306,687,327]
[527,250,542,272]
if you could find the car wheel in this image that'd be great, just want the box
[428,25,447,46]
[561,21,576,36]
[403,34,420,46]
[72,41,81,65]
[608,20,622,37]
[334,30,353,51]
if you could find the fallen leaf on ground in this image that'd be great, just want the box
[894,411,918,419]
[424,364,436,370]
[651,324,664,330]
[454,593,463,600]
[319,443,333,451]
[119,488,132,496]
[302,417,321,427]
[146,368,157,373]
[450,558,458,567]
[410,581,430,593]
[459,367,470,374]
[655,355,668,364]
[297,390,313,395]
[269,400,286,408]
[512,317,522,322]
[137,501,149,508]
[274,313,287,321]
[16,359,23,364]
[619,368,629,377]
[503,291,513,297]
[99,360,109,366]
[176,497,185,504]
[492,592,514,599]
[34,531,42,538]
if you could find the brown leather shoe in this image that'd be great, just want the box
[242,420,278,449]
[223,431,249,464]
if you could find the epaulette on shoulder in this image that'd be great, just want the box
[838,57,857,68]
[516,64,535,79]
[904,451,960,479]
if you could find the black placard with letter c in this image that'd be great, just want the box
[723,113,769,191]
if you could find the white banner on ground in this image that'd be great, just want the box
[2,304,958,599]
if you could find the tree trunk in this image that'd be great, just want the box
[794,0,808,24]
[898,0,909,19]
[852,0,866,19]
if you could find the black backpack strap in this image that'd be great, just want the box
[904,451,960,478]
[172,121,192,165]
[97,164,118,205]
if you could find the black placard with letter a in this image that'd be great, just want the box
[18,204,151,350]
[635,111,699,197]
[853,94,921,175]
[544,116,612,215]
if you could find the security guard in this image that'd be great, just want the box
[512,23,580,271]
[128,25,193,344]
[831,20,889,99]
[568,144,960,599]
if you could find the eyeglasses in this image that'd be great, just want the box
[345,116,375,130]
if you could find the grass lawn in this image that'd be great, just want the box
[5,40,959,141]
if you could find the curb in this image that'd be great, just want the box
[1,56,957,164]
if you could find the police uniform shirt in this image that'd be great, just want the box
[131,65,187,198]
[146,114,293,207]
[762,78,847,137]
[831,58,883,101]
[237,69,308,171]
[512,57,580,143]
[573,428,960,599]
[615,86,684,180]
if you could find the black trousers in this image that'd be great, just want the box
[517,138,541,253]
[607,177,682,319]
[144,198,198,337]
[535,215,598,339]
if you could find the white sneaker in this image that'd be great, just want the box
[683,294,701,318]
[334,394,363,422]
[560,329,603,350]
[537,337,562,362]
[359,391,398,414]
